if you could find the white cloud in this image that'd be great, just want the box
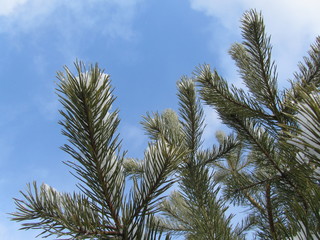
[0,0,142,40]
[189,0,320,86]
[0,0,29,16]
[190,0,245,30]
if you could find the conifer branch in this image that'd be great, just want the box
[265,183,278,240]
[240,10,280,117]
[196,65,273,121]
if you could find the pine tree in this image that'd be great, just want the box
[11,9,320,240]
[196,9,320,240]
[11,62,236,239]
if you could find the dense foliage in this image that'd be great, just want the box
[11,10,320,239]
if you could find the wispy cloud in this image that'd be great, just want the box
[0,0,143,40]
[0,0,28,16]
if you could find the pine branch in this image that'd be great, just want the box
[122,158,144,179]
[293,37,320,91]
[196,65,275,126]
[243,191,264,214]
[11,182,117,239]
[226,116,284,175]
[175,75,237,240]
[177,78,205,161]
[283,85,320,166]
[125,138,186,238]
[57,62,124,232]
[141,109,183,146]
[158,191,192,233]
[199,133,239,165]
[239,10,280,117]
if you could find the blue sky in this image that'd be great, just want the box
[0,0,320,239]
